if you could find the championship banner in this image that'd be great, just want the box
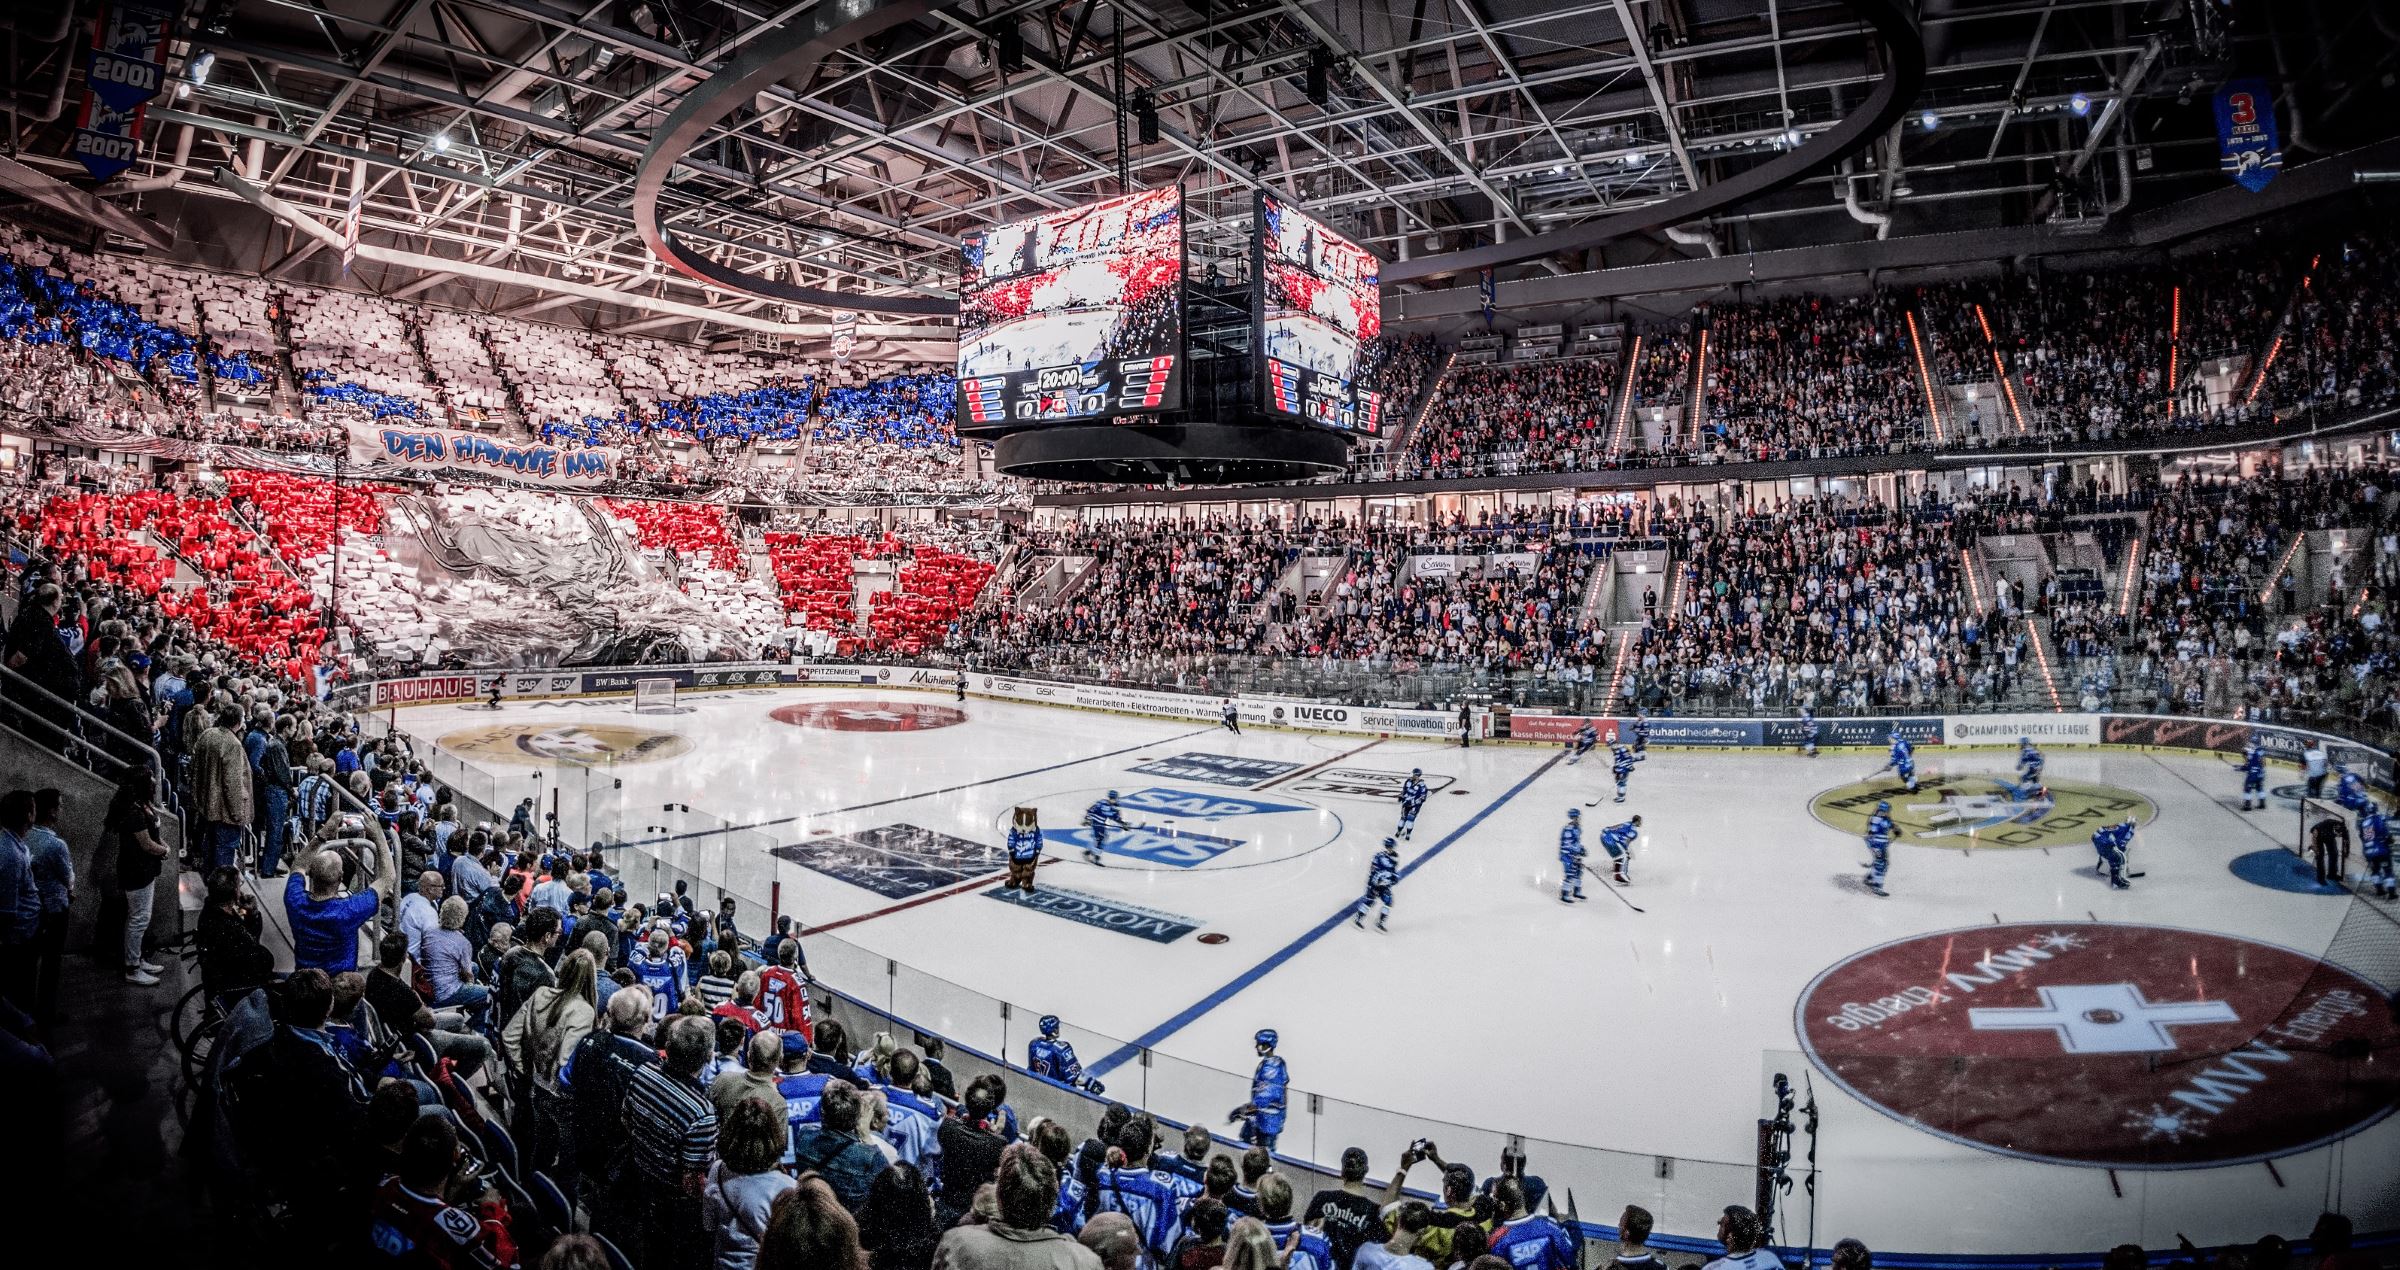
[831,311,857,364]
[73,2,171,182]
[2213,77,2283,193]
[350,421,617,487]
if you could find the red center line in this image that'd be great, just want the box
[800,857,1056,936]
[1259,737,1384,788]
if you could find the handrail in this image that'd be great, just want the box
[0,659,166,780]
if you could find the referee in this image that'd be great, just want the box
[2309,814,2351,887]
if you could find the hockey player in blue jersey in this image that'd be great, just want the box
[2240,739,2268,811]
[1568,721,1598,765]
[2361,809,2396,898]
[1878,735,1919,792]
[1557,808,1587,902]
[1598,815,1641,885]
[1083,791,1127,866]
[2013,738,2046,801]
[1862,801,1894,896]
[1396,769,1430,841]
[1799,704,1819,758]
[1355,839,1400,930]
[1229,1029,1289,1149]
[1028,1014,1106,1094]
[1631,710,1651,756]
[1609,742,1644,803]
[2336,764,2371,816]
[2092,819,2136,889]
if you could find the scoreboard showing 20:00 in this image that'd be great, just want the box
[955,186,1187,431]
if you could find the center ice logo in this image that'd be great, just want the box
[1810,775,2155,849]
[1046,786,1312,867]
[1796,923,2400,1167]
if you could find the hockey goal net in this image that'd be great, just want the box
[632,678,679,714]
[2298,795,2352,886]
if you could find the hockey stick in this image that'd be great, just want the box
[1574,859,1651,912]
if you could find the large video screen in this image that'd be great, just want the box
[956,186,1185,430]
[1255,191,1383,433]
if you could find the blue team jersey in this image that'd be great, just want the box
[2339,773,2368,808]
[882,1086,943,1171]
[1086,800,1125,832]
[1800,709,1816,730]
[1488,1217,1579,1270]
[1264,1220,1335,1270]
[1865,813,1894,847]
[1632,717,1649,742]
[1891,737,1914,766]
[1094,1165,1184,1254]
[1366,853,1399,891]
[1398,779,1428,812]
[2243,747,2266,779]
[628,948,685,1017]
[2094,824,2133,854]
[1029,1036,1085,1085]
[1575,725,1596,749]
[2363,814,2391,856]
[1251,1055,1289,1114]
[1558,822,1584,862]
[2020,746,2044,777]
[1600,822,1638,854]
[1006,827,1042,861]
[1611,747,1637,777]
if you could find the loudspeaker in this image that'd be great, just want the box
[1307,49,1331,105]
[1133,88,1159,145]
[995,24,1024,73]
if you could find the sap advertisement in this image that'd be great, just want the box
[1254,192,1384,434]
[956,186,1185,430]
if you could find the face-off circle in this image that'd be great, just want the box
[771,700,968,732]
[1810,776,2156,850]
[1796,923,2400,1168]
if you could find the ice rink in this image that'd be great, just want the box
[391,685,2400,1257]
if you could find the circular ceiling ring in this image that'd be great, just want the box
[1381,0,1928,284]
[634,0,964,317]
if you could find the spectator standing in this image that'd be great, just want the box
[1702,1207,1782,1270]
[24,789,72,1021]
[1607,1208,1663,1270]
[859,1161,943,1270]
[1352,1203,1434,1270]
[1305,1147,1386,1269]
[1256,1174,1333,1270]
[496,906,562,1025]
[704,1096,798,1270]
[937,1075,1012,1219]
[612,1013,720,1270]
[105,777,169,986]
[190,705,253,870]
[929,1142,1100,1270]
[567,987,661,1206]
[709,1029,790,1125]
[1483,1178,1575,1270]
[0,790,41,1006]
[758,1177,872,1270]
[793,1080,892,1211]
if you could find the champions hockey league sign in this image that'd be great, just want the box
[2213,77,2283,192]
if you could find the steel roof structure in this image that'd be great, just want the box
[4,0,2392,343]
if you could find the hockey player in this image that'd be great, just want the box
[1027,1015,1105,1094]
[2239,738,2268,811]
[1798,704,1819,758]
[1355,839,1400,930]
[1862,801,1894,896]
[2361,808,2396,898]
[2014,738,2046,802]
[2336,764,2371,817]
[2092,818,2136,889]
[1557,808,1588,903]
[1599,815,1641,885]
[1610,741,1644,804]
[955,670,968,703]
[1229,1029,1289,1149]
[1396,769,1430,841]
[1631,710,1651,756]
[1221,698,1241,735]
[1878,734,1920,793]
[1083,791,1127,866]
[1005,806,1042,894]
[1568,720,1598,765]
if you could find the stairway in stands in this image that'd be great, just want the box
[1604,332,1643,460]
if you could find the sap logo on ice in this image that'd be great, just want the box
[1118,787,1309,820]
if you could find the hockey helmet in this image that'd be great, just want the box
[1038,1014,1061,1038]
[1383,837,1397,849]
[1254,1028,1279,1051]
[2020,736,2032,747]
[1567,807,1581,819]
[1876,800,1890,813]
[1410,768,1422,778]
[1106,789,1121,801]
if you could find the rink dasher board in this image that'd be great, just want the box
[337,665,2395,788]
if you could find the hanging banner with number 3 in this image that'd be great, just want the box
[2213,77,2283,193]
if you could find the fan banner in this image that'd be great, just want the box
[349,421,618,487]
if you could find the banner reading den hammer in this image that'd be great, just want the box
[351,422,618,488]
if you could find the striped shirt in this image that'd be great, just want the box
[622,1064,718,1184]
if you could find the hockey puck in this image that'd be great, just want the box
[1198,932,1230,945]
